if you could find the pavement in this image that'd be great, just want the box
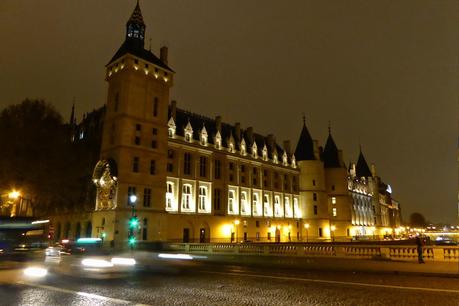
[1,257,459,305]
[187,253,459,277]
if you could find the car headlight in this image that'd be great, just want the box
[81,258,114,268]
[24,267,48,277]
[111,257,136,266]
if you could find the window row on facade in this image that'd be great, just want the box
[165,177,301,218]
[167,117,297,169]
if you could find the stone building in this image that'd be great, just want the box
[50,2,402,244]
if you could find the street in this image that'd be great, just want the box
[1,258,459,306]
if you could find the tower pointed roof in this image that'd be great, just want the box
[108,1,173,71]
[294,116,315,161]
[322,132,340,168]
[356,149,372,178]
[127,1,145,26]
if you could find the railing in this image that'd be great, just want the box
[168,243,459,262]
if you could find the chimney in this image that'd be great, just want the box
[371,163,377,177]
[235,122,241,140]
[160,46,168,64]
[246,127,253,143]
[283,140,291,155]
[170,100,177,120]
[215,116,222,132]
[267,134,275,149]
[313,140,320,159]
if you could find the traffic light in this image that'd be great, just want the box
[128,235,136,246]
[129,216,139,229]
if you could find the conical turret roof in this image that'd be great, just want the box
[356,149,372,178]
[294,119,315,161]
[322,133,340,168]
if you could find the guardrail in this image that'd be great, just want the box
[169,243,459,262]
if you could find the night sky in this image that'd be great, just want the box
[0,1,457,223]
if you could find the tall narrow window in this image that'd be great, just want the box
[143,188,151,207]
[214,160,221,179]
[166,182,174,209]
[184,153,192,175]
[133,157,139,173]
[182,184,192,210]
[214,188,221,211]
[253,193,259,215]
[228,190,235,213]
[264,194,270,216]
[199,186,207,211]
[153,97,158,117]
[150,160,156,175]
[314,205,318,215]
[199,156,207,177]
[241,191,249,215]
[142,218,148,240]
[134,124,141,145]
[313,193,317,201]
[274,196,281,217]
[151,128,157,148]
[332,207,337,217]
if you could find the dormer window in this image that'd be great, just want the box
[262,145,268,161]
[240,139,247,156]
[252,142,258,159]
[215,131,222,149]
[273,152,278,164]
[200,126,208,146]
[167,117,176,138]
[184,121,193,143]
[291,155,297,168]
[282,151,288,166]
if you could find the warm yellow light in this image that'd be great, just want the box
[331,225,336,232]
[304,223,310,229]
[8,190,20,200]
[288,225,292,230]
[234,220,240,225]
[277,225,281,230]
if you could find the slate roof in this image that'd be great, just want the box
[322,133,341,168]
[170,107,289,161]
[356,150,372,178]
[294,122,315,161]
[107,1,173,72]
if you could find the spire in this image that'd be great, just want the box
[294,116,315,161]
[355,149,372,178]
[69,99,75,125]
[322,131,340,168]
[125,0,145,48]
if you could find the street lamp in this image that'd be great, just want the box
[304,223,310,242]
[8,190,20,200]
[129,195,137,205]
[330,225,336,242]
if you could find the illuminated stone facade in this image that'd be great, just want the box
[51,3,402,244]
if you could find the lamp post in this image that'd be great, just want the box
[304,223,310,242]
[331,225,336,242]
[128,194,137,249]
[234,219,240,243]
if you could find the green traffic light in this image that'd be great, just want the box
[128,236,136,245]
[129,217,139,228]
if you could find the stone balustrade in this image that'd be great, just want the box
[169,243,459,262]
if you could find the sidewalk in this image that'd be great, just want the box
[191,253,459,277]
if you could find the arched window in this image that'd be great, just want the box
[182,184,192,210]
[253,193,259,215]
[241,191,248,214]
[228,190,235,213]
[199,186,207,211]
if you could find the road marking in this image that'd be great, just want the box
[16,281,151,305]
[200,270,459,294]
